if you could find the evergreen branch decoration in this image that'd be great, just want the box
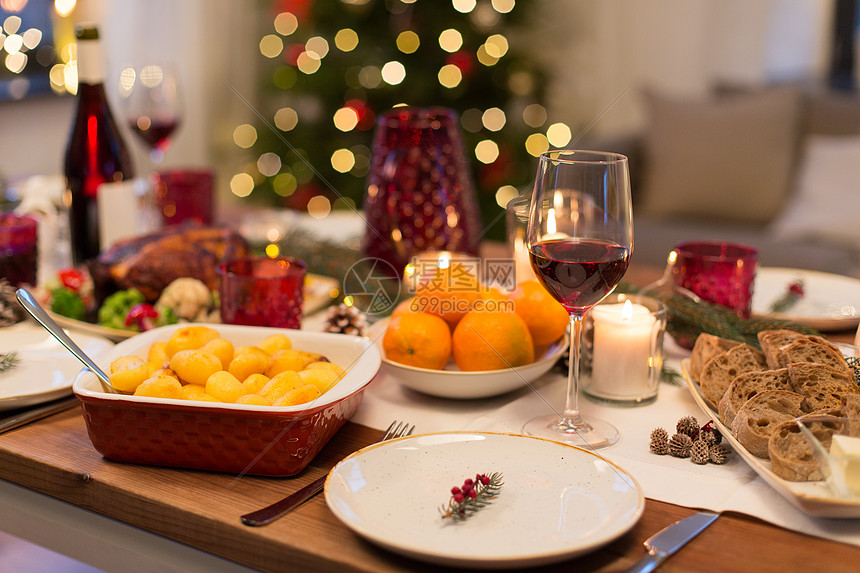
[617,281,820,348]
[0,352,20,374]
[440,472,504,522]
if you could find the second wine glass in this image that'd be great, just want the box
[120,64,182,163]
[524,150,633,448]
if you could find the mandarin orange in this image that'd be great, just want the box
[382,312,452,370]
[510,280,569,346]
[412,262,481,327]
[452,308,534,371]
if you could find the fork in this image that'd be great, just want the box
[240,420,415,526]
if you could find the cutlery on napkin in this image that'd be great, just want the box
[627,510,719,573]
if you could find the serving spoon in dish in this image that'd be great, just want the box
[16,288,120,394]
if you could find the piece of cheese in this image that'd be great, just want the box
[829,434,860,496]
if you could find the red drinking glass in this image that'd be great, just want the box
[153,169,214,227]
[217,257,306,329]
[672,241,758,317]
[0,213,38,287]
[362,107,482,274]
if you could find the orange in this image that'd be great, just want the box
[391,297,419,318]
[452,308,535,371]
[382,312,452,370]
[510,280,569,346]
[412,262,482,327]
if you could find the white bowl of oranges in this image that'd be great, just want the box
[375,278,568,399]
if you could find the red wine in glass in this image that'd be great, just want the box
[129,117,180,152]
[529,238,630,314]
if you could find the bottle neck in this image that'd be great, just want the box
[77,37,104,86]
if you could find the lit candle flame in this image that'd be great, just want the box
[621,299,634,321]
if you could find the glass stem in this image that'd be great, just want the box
[563,313,584,426]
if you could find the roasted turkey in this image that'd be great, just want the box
[88,225,251,303]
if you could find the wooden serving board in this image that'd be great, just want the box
[1,398,859,572]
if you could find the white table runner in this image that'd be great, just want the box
[350,338,860,548]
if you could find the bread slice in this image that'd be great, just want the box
[731,390,805,458]
[768,415,843,481]
[718,368,791,427]
[842,394,860,418]
[757,330,806,370]
[690,334,741,382]
[776,338,851,372]
[787,362,860,412]
[699,344,767,408]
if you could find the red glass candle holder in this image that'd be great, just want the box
[153,169,214,227]
[362,107,482,274]
[217,257,306,329]
[672,241,758,317]
[0,213,38,287]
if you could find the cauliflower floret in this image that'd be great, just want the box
[156,278,217,322]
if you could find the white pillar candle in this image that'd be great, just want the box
[590,300,656,398]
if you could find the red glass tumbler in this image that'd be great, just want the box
[217,257,306,329]
[672,241,758,317]
[362,107,482,274]
[153,169,214,227]
[0,213,38,287]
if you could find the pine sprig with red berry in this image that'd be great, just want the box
[440,472,504,521]
[769,279,805,313]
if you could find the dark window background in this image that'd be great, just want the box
[0,1,60,100]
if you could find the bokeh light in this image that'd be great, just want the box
[296,51,321,74]
[335,28,359,51]
[460,107,483,133]
[492,0,516,13]
[259,34,284,58]
[481,107,506,131]
[546,122,572,147]
[525,133,549,157]
[381,61,406,85]
[257,152,282,177]
[396,30,420,54]
[438,29,462,52]
[475,139,499,164]
[230,173,254,197]
[273,172,297,197]
[331,148,355,173]
[438,64,462,88]
[495,185,519,208]
[452,0,476,13]
[307,195,332,219]
[523,103,547,127]
[485,34,509,58]
[306,36,329,58]
[333,106,359,131]
[233,124,258,148]
[274,12,298,36]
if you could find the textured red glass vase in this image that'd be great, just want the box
[362,107,482,273]
[672,241,758,318]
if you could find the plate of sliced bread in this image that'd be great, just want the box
[751,267,860,331]
[682,330,860,518]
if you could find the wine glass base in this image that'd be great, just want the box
[522,414,619,449]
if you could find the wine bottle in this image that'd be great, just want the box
[64,24,134,265]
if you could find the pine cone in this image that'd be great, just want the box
[323,303,367,336]
[709,443,731,465]
[650,427,669,455]
[699,426,722,446]
[691,439,710,464]
[676,415,699,437]
[668,433,692,458]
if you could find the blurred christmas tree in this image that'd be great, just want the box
[246,0,550,240]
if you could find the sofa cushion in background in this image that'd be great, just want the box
[638,88,802,224]
[769,135,860,248]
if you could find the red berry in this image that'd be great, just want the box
[453,493,464,503]
[451,487,461,495]
[468,489,477,499]
[463,479,474,487]
[480,475,490,485]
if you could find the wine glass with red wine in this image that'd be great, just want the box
[524,150,633,448]
[120,64,181,163]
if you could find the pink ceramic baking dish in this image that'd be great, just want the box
[72,324,381,476]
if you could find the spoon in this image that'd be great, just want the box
[16,288,120,394]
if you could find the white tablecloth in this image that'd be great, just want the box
[346,332,860,548]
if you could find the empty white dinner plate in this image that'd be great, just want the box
[751,267,860,331]
[0,323,113,410]
[324,432,644,569]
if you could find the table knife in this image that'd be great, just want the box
[0,395,80,435]
[627,510,719,573]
